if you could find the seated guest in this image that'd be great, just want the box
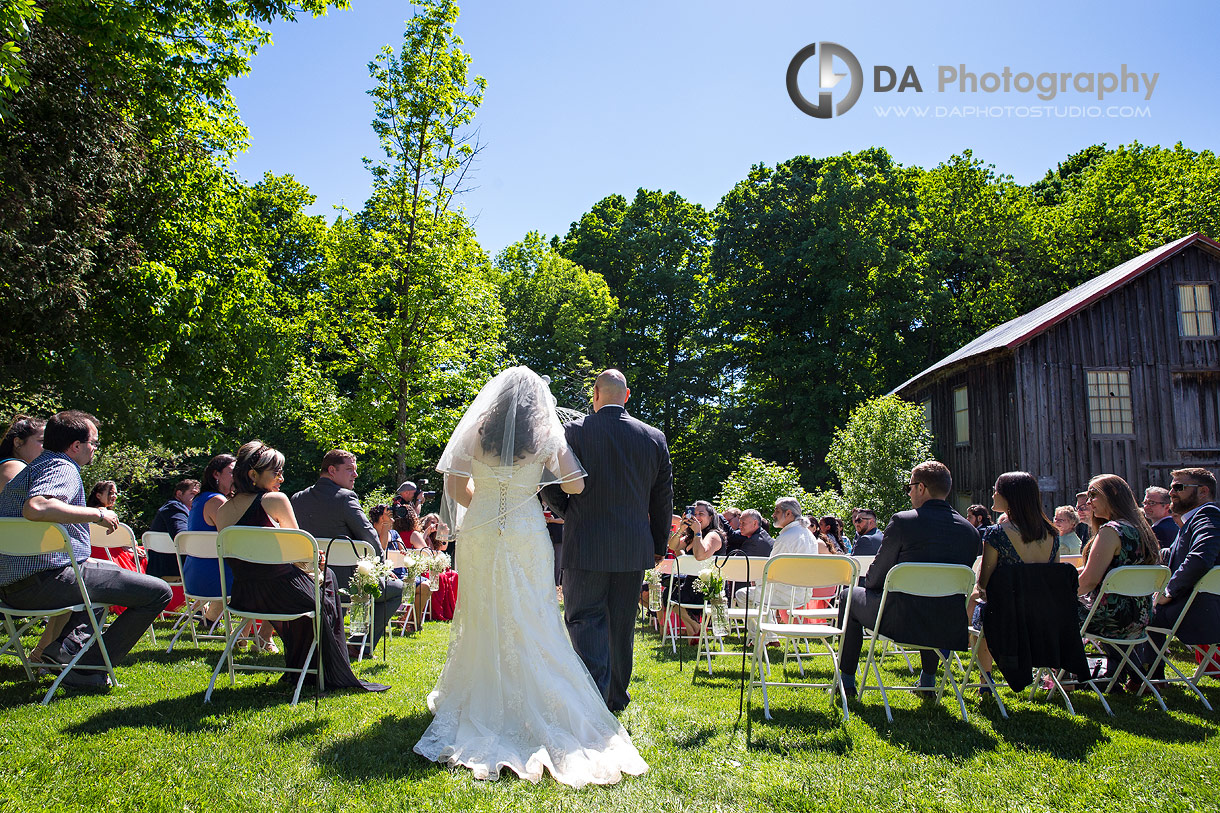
[88,481,145,580]
[850,508,883,556]
[1077,474,1160,681]
[1141,468,1220,681]
[215,440,387,692]
[668,500,725,636]
[369,504,404,555]
[0,414,45,494]
[145,478,199,612]
[728,509,774,557]
[819,515,848,554]
[837,462,980,697]
[1143,486,1179,551]
[733,497,819,643]
[0,411,171,687]
[420,513,458,621]
[721,507,742,534]
[966,505,993,529]
[392,504,432,629]
[1052,506,1083,555]
[291,449,404,656]
[1074,491,1094,545]
[970,472,1060,687]
[184,454,237,631]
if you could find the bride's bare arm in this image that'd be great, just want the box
[446,473,475,508]
[556,445,585,495]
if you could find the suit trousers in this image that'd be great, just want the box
[837,586,940,681]
[0,559,172,667]
[562,567,643,711]
[328,564,403,650]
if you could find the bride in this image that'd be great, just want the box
[413,367,647,787]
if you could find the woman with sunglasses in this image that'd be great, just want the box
[1077,474,1160,682]
[214,440,387,693]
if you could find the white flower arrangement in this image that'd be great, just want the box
[693,567,730,638]
[344,555,393,635]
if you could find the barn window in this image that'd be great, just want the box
[1178,284,1215,337]
[922,399,933,436]
[1087,370,1134,435]
[953,386,969,445]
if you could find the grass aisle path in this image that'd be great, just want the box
[0,617,1217,812]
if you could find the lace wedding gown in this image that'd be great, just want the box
[413,449,647,787]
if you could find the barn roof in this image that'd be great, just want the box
[892,232,1220,396]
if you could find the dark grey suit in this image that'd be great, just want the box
[838,499,980,681]
[545,404,672,711]
[851,528,884,556]
[291,477,404,650]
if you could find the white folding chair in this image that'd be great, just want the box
[859,563,977,723]
[642,557,675,629]
[1060,554,1085,569]
[1076,564,1169,711]
[1141,565,1220,710]
[661,554,707,653]
[385,550,416,635]
[167,531,235,651]
[140,531,191,644]
[317,537,381,661]
[0,518,119,703]
[693,555,769,673]
[745,554,858,735]
[89,522,157,643]
[205,527,323,706]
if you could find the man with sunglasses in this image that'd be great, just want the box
[1142,486,1179,550]
[850,509,883,556]
[837,461,980,698]
[1140,467,1220,681]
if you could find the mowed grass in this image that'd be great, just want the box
[0,614,1217,813]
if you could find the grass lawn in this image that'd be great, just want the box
[0,614,1217,812]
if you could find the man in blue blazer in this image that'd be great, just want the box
[850,509,884,556]
[1143,467,1220,679]
[544,370,672,712]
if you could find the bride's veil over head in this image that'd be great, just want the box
[437,366,585,490]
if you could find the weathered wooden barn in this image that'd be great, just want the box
[893,232,1220,512]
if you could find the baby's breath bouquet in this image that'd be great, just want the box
[425,551,451,590]
[344,555,393,636]
[403,551,430,583]
[645,568,663,611]
[693,567,730,638]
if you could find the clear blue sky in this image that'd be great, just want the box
[230,0,1220,256]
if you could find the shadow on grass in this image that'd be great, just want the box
[673,725,718,749]
[856,701,1000,758]
[314,713,448,780]
[742,704,853,756]
[991,705,1108,759]
[1095,691,1218,742]
[62,683,317,735]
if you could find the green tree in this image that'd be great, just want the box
[0,0,40,117]
[826,395,933,525]
[494,232,618,400]
[362,0,487,480]
[715,455,812,519]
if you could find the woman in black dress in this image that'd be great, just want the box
[214,440,387,693]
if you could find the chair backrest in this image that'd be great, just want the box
[0,518,72,557]
[882,562,976,599]
[1060,554,1084,568]
[673,554,707,577]
[317,537,378,567]
[176,531,220,560]
[712,555,770,584]
[218,526,318,566]
[386,549,407,570]
[851,555,875,575]
[653,558,676,576]
[761,554,857,594]
[1194,565,1220,597]
[141,531,176,556]
[89,522,138,551]
[1096,564,1170,598]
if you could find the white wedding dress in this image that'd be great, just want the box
[413,446,648,787]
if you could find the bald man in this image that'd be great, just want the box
[544,369,672,712]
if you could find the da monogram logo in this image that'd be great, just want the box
[786,42,863,119]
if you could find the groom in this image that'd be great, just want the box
[545,369,672,712]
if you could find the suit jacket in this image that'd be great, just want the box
[726,528,774,557]
[852,528,883,556]
[544,405,672,572]
[864,499,981,651]
[150,499,189,539]
[291,477,382,555]
[983,563,1090,689]
[1155,502,1220,644]
[1152,516,1179,551]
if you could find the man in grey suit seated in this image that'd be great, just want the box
[837,461,981,698]
[291,449,404,657]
